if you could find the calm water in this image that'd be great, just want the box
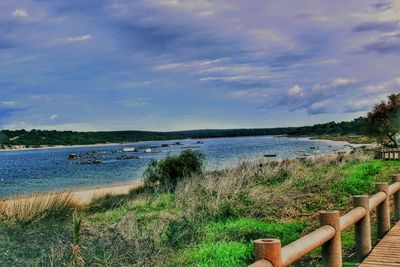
[0,136,349,198]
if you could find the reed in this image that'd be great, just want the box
[0,191,81,224]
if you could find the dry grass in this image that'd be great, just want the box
[176,152,374,222]
[0,191,81,224]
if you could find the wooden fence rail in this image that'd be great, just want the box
[249,175,400,267]
[379,148,400,160]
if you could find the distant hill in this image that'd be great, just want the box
[0,117,368,147]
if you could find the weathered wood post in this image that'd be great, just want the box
[320,210,342,267]
[376,182,390,239]
[353,195,371,262]
[392,175,400,221]
[253,239,281,267]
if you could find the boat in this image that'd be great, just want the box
[161,144,169,147]
[144,148,152,153]
[123,147,136,152]
[196,141,204,144]
[68,154,78,160]
[264,154,277,157]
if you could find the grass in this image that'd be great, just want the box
[180,241,252,267]
[0,192,80,225]
[0,152,399,266]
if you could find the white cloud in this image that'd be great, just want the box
[155,58,279,84]
[12,9,28,17]
[362,77,400,94]
[0,101,17,107]
[343,97,383,113]
[287,85,305,96]
[118,99,149,108]
[331,78,358,88]
[63,35,92,43]
[308,99,337,114]
[50,114,58,120]
[249,29,295,50]
[229,88,272,100]
[117,80,155,89]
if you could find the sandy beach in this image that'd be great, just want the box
[70,182,144,204]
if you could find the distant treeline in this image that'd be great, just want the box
[0,117,368,147]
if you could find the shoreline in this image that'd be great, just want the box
[0,134,375,153]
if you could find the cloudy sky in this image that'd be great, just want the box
[0,0,399,131]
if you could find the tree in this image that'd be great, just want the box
[367,93,400,147]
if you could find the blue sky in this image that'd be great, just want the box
[0,0,399,131]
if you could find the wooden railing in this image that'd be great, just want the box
[249,175,400,267]
[379,148,400,160]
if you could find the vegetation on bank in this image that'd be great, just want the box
[0,116,369,147]
[311,134,375,144]
[0,150,399,266]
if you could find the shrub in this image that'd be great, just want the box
[143,149,204,191]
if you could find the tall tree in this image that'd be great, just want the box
[367,94,400,147]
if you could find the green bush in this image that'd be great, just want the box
[143,149,205,192]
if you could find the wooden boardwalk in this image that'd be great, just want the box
[360,221,400,266]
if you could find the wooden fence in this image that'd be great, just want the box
[379,148,400,160]
[249,175,400,267]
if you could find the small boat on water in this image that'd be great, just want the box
[196,141,204,144]
[144,148,152,153]
[264,154,277,157]
[161,144,169,147]
[123,147,136,152]
[68,154,79,160]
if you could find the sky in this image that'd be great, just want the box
[0,0,399,131]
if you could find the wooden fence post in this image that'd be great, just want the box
[375,182,390,239]
[320,210,342,267]
[392,175,400,221]
[353,195,371,262]
[254,238,281,267]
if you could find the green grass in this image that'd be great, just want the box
[181,241,252,267]
[333,161,383,196]
[205,218,306,244]
[172,218,306,266]
[333,160,400,202]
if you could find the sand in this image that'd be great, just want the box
[71,182,144,204]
